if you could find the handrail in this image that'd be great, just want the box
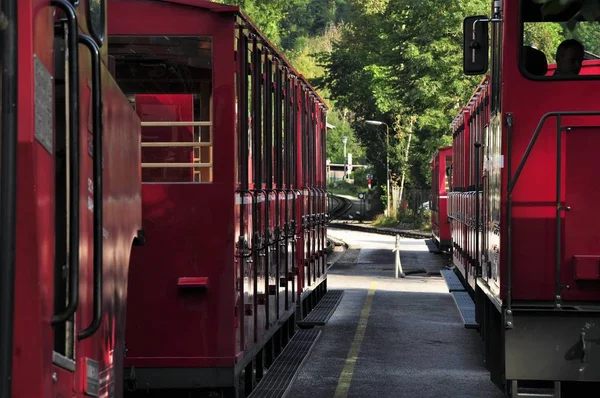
[0,0,18,395]
[51,0,81,326]
[474,142,481,278]
[77,34,103,340]
[508,111,600,191]
[507,110,600,317]
[141,142,212,148]
[141,121,212,127]
[141,162,212,168]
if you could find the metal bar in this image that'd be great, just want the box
[274,61,283,188]
[51,0,80,326]
[141,121,212,127]
[0,0,18,394]
[292,79,298,190]
[509,111,600,191]
[252,36,262,188]
[506,113,513,322]
[265,52,273,187]
[141,163,212,168]
[141,142,212,148]
[239,31,249,190]
[77,34,103,340]
[237,25,249,352]
[283,72,289,188]
[475,142,481,277]
[555,115,563,309]
[506,110,600,318]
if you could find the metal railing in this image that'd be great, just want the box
[140,120,213,182]
[506,111,600,324]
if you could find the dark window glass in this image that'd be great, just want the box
[520,0,600,80]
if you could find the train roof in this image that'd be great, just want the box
[431,145,452,163]
[153,0,329,110]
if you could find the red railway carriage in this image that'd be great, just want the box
[106,1,328,396]
[430,146,452,251]
[453,0,600,395]
[449,78,490,293]
[2,1,142,397]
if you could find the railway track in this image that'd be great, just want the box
[327,194,430,240]
[327,194,353,221]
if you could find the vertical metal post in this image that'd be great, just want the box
[474,142,481,276]
[555,115,563,309]
[0,0,18,395]
[237,28,249,348]
[393,235,405,279]
[506,113,513,326]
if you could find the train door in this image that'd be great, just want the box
[52,1,107,396]
[564,127,600,297]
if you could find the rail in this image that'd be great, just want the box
[140,120,213,182]
[327,194,352,221]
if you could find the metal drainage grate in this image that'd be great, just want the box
[440,269,466,292]
[249,329,321,398]
[296,290,344,328]
[451,291,478,329]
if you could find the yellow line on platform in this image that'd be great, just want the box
[333,281,378,398]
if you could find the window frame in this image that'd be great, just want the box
[518,0,600,82]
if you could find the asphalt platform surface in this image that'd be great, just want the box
[287,227,505,398]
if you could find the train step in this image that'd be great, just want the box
[512,381,560,397]
[297,290,344,328]
[249,329,321,398]
[440,269,466,292]
[450,291,479,329]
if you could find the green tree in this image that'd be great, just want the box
[318,0,488,189]
[212,0,289,44]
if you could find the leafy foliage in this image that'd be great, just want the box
[317,0,488,188]
[211,0,600,193]
[534,0,600,23]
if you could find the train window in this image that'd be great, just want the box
[87,0,105,46]
[445,156,452,192]
[520,0,600,80]
[108,36,214,183]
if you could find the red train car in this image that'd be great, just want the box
[430,146,452,251]
[452,0,600,395]
[449,78,489,293]
[106,1,328,396]
[2,1,142,397]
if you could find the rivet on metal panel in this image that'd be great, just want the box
[52,372,58,383]
[506,321,512,327]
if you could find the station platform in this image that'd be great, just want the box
[280,228,504,397]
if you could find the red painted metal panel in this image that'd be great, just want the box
[500,1,600,302]
[562,128,600,293]
[126,182,235,365]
